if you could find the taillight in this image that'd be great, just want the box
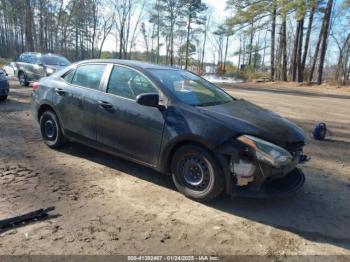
[32,82,40,90]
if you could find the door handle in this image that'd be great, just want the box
[98,100,113,110]
[55,88,66,96]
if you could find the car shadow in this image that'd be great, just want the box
[58,142,350,251]
[60,142,175,190]
[0,98,30,112]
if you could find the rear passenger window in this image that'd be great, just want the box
[63,70,75,83]
[107,66,157,99]
[71,64,106,90]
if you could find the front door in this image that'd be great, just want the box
[96,65,166,166]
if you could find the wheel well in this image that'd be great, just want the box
[165,140,216,174]
[17,70,24,78]
[38,104,55,121]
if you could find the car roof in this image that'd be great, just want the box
[21,52,41,56]
[77,59,181,71]
[21,52,65,58]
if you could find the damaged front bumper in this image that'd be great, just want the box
[215,138,308,198]
[231,168,305,198]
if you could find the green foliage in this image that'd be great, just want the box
[0,58,10,67]
[239,66,269,81]
[226,0,275,27]
[178,43,196,56]
[100,51,112,59]
[224,63,239,75]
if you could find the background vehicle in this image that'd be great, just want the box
[16,52,70,86]
[2,63,16,76]
[32,60,306,202]
[0,69,9,101]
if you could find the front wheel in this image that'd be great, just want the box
[171,144,224,202]
[40,111,66,148]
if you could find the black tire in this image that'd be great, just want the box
[18,71,29,86]
[171,144,224,202]
[0,95,7,101]
[39,110,65,148]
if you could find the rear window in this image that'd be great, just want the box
[42,56,70,66]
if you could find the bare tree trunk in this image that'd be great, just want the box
[317,0,334,84]
[223,34,229,73]
[310,0,333,83]
[242,35,246,66]
[91,3,98,58]
[238,34,242,70]
[248,18,254,66]
[309,28,324,82]
[119,23,124,59]
[292,19,302,81]
[185,11,192,70]
[170,15,175,66]
[300,5,315,82]
[271,5,276,81]
[262,30,268,67]
[156,0,160,64]
[201,17,209,71]
[281,17,287,81]
[297,18,304,82]
[25,0,34,51]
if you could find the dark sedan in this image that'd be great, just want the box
[31,60,307,201]
[0,69,9,101]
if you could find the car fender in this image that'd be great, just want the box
[36,99,67,135]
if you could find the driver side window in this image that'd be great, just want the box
[106,66,157,100]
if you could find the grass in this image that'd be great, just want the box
[0,57,11,68]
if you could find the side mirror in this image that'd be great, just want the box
[136,93,160,108]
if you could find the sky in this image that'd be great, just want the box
[205,0,227,13]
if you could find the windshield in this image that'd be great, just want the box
[42,55,70,66]
[148,69,233,106]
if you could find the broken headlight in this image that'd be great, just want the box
[237,135,292,168]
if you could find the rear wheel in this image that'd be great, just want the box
[18,72,29,86]
[171,144,224,202]
[40,111,65,148]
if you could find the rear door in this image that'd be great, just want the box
[16,54,28,77]
[24,54,37,81]
[31,56,46,81]
[53,63,108,145]
[96,64,167,166]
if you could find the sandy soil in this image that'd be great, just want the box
[0,80,349,256]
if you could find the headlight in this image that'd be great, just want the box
[237,135,292,168]
[46,68,55,75]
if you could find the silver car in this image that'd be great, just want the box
[3,63,16,76]
[15,52,70,86]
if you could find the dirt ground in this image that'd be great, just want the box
[0,79,349,256]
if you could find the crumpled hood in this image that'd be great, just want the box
[197,99,305,148]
